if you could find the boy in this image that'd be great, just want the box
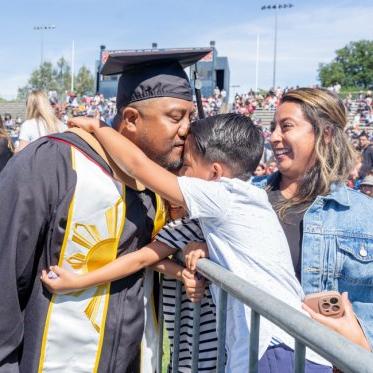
[42,114,329,372]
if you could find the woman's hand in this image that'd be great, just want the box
[40,266,81,294]
[183,242,209,272]
[67,117,106,133]
[181,268,206,303]
[302,292,371,351]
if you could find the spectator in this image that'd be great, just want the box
[16,90,65,152]
[266,159,278,175]
[0,115,13,172]
[360,175,373,197]
[3,113,14,128]
[256,87,373,351]
[358,132,373,178]
[347,154,362,189]
[254,163,266,176]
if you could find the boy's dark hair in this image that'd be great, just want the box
[189,113,264,180]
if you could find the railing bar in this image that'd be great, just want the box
[157,274,164,373]
[217,288,227,373]
[171,280,182,372]
[294,339,306,373]
[194,258,373,373]
[191,301,202,373]
[249,310,260,373]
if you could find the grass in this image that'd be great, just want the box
[162,327,171,373]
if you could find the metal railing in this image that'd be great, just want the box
[157,258,373,373]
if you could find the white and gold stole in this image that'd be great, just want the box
[38,147,126,372]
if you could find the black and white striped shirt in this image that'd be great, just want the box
[156,217,218,373]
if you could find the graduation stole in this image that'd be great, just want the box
[37,142,165,372]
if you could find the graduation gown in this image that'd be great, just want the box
[0,132,163,373]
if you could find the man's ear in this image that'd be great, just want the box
[117,107,140,136]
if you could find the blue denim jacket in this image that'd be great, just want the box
[253,174,373,348]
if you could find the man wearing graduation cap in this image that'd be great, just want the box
[0,48,210,373]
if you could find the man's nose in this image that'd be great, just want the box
[178,118,190,138]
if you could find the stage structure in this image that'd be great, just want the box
[95,43,230,100]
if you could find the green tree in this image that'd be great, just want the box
[318,40,373,89]
[55,57,72,96]
[17,61,59,99]
[75,66,95,96]
[17,59,95,100]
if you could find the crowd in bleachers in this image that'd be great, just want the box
[1,87,372,198]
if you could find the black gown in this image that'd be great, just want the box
[0,137,12,173]
[0,132,159,373]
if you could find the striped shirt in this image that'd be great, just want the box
[156,217,218,373]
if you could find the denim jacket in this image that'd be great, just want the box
[253,174,373,348]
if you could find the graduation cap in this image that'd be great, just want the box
[100,48,212,116]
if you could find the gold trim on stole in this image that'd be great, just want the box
[38,147,126,373]
[141,193,166,373]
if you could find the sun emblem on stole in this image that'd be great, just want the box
[66,199,124,333]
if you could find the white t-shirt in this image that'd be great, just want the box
[19,118,65,143]
[177,176,330,371]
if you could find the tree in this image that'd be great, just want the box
[318,40,373,89]
[17,59,95,100]
[55,57,72,96]
[75,66,95,96]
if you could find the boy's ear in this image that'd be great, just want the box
[117,107,140,135]
[211,163,224,180]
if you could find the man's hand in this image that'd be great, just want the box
[67,117,106,133]
[184,242,208,272]
[302,292,371,351]
[40,266,81,294]
[181,268,206,303]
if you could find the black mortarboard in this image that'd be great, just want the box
[100,48,212,110]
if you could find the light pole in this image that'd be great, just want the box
[33,25,56,65]
[261,4,294,89]
[255,33,260,92]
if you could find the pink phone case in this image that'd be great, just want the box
[304,291,344,318]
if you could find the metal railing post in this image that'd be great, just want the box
[217,288,227,373]
[249,310,260,373]
[294,340,306,373]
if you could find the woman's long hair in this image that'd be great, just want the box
[26,90,60,133]
[271,88,357,217]
[0,115,14,152]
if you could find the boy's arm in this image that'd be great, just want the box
[152,258,206,303]
[41,241,176,293]
[69,117,186,208]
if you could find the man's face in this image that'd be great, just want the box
[361,184,373,197]
[129,97,195,170]
[359,136,369,149]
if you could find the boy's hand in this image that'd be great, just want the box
[184,242,208,272]
[67,117,106,133]
[40,266,80,294]
[181,268,206,303]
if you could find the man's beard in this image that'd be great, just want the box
[146,149,183,171]
[139,139,183,171]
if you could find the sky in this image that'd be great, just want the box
[0,0,372,99]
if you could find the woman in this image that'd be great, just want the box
[256,88,373,354]
[0,115,13,172]
[16,90,65,152]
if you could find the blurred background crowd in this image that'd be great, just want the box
[1,86,372,197]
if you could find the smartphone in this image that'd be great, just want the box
[304,291,344,318]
